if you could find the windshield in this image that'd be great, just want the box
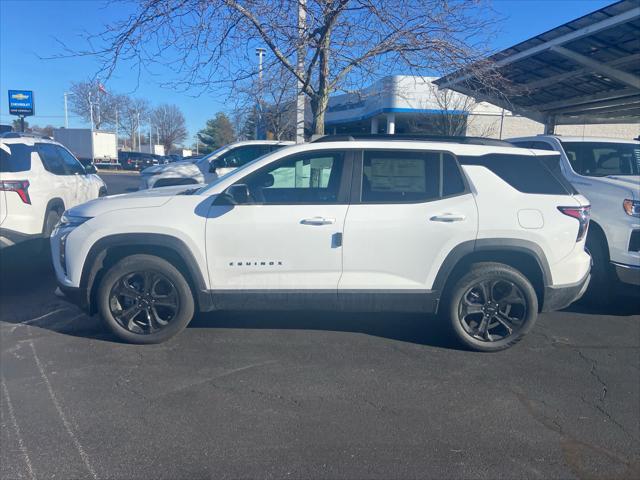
[561,141,640,177]
[195,146,228,166]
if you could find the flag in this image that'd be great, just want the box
[98,82,107,95]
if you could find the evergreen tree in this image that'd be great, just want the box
[197,112,236,153]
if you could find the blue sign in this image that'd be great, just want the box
[8,90,34,116]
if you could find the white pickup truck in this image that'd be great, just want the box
[509,136,640,304]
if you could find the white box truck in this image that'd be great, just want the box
[53,128,119,169]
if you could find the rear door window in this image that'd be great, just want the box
[56,146,85,175]
[36,143,67,175]
[361,150,466,203]
[0,143,32,172]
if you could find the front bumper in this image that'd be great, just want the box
[55,282,89,312]
[611,262,640,286]
[542,269,591,312]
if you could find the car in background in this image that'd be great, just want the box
[139,140,293,189]
[118,151,159,170]
[509,135,640,302]
[0,132,107,250]
[166,154,183,163]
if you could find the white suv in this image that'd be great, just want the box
[139,140,293,189]
[509,136,639,301]
[51,136,591,351]
[0,133,107,250]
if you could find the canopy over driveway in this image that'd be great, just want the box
[435,0,640,132]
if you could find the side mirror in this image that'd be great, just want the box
[216,184,250,205]
[209,158,226,173]
[84,164,98,174]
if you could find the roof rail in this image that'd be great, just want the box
[311,134,513,147]
[1,132,53,140]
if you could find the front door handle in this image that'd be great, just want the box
[300,217,335,226]
[430,213,466,223]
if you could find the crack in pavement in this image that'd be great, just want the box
[576,349,638,442]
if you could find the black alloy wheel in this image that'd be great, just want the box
[98,254,195,344]
[446,262,538,352]
[109,271,180,334]
[458,279,527,342]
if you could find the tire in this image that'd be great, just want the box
[582,229,613,308]
[97,254,195,344]
[98,187,107,197]
[35,209,61,256]
[444,262,539,352]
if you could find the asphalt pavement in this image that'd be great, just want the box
[1,172,638,480]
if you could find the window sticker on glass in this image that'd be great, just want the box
[368,158,426,193]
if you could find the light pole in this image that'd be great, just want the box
[255,47,266,140]
[63,92,70,128]
[136,111,141,151]
[89,92,94,131]
[296,0,306,144]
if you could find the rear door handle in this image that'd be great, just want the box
[300,217,335,226]
[430,214,466,223]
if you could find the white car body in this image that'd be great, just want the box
[53,139,591,327]
[0,134,107,249]
[509,135,640,287]
[139,140,293,189]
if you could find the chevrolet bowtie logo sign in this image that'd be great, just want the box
[8,90,35,116]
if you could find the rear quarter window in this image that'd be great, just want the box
[459,153,572,195]
[0,143,32,172]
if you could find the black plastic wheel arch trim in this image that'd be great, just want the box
[80,233,213,314]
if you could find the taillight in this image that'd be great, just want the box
[558,205,590,242]
[0,180,31,204]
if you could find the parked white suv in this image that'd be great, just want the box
[52,136,591,351]
[0,133,107,250]
[139,140,293,189]
[509,136,639,301]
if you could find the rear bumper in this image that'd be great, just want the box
[611,262,640,286]
[542,270,591,312]
[0,227,39,249]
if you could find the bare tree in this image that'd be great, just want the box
[236,63,298,140]
[72,0,499,137]
[116,96,151,150]
[68,80,119,130]
[151,104,188,153]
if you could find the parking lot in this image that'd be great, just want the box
[0,171,638,480]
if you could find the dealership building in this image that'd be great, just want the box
[323,75,639,140]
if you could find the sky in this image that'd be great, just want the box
[0,0,616,144]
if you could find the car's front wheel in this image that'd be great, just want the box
[444,262,538,352]
[97,254,195,344]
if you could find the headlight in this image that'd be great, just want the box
[58,214,92,228]
[623,199,640,218]
[55,214,91,276]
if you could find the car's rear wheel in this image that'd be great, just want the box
[583,229,612,308]
[35,209,61,256]
[445,262,538,352]
[97,254,195,344]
